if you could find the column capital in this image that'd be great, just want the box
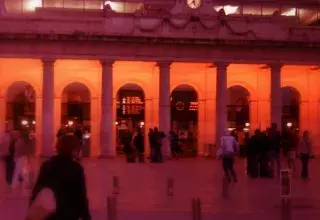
[42,57,56,65]
[268,63,283,71]
[100,59,114,67]
[214,62,230,70]
[156,61,172,69]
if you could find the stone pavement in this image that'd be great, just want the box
[1,157,320,220]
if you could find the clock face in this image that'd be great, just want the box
[187,0,202,9]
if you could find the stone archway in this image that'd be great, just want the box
[227,85,250,130]
[116,83,145,155]
[281,86,301,131]
[171,84,198,157]
[61,82,91,157]
[5,81,36,131]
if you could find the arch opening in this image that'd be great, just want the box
[5,81,36,133]
[227,85,250,131]
[116,83,145,155]
[170,84,198,157]
[60,82,91,157]
[281,86,301,131]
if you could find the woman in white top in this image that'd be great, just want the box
[299,131,312,179]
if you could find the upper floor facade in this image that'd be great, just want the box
[1,0,320,65]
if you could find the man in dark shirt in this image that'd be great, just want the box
[29,135,91,220]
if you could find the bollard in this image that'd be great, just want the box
[281,198,291,220]
[222,177,229,199]
[112,176,119,195]
[192,198,201,220]
[107,196,117,220]
[167,177,174,197]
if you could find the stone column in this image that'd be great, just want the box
[158,61,172,158]
[270,64,282,130]
[215,62,229,149]
[100,60,115,157]
[42,58,55,157]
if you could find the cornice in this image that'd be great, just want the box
[1,33,320,49]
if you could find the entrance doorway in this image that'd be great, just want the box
[281,86,301,131]
[171,84,198,157]
[116,83,145,155]
[227,85,250,131]
[61,82,91,157]
[6,81,36,132]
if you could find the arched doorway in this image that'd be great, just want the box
[61,82,91,157]
[227,85,250,131]
[171,85,198,157]
[116,83,145,155]
[6,81,36,132]
[281,86,301,131]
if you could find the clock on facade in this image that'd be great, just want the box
[187,0,202,9]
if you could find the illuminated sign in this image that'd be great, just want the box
[120,96,144,115]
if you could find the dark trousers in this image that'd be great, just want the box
[5,155,15,185]
[138,153,145,163]
[300,153,310,178]
[222,157,237,182]
[155,147,163,162]
[247,155,258,178]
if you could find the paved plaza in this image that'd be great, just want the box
[1,157,320,220]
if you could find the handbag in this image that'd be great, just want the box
[26,188,56,220]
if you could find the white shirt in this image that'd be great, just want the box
[220,135,238,155]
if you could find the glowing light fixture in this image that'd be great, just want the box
[228,128,235,131]
[140,121,145,126]
[32,120,36,125]
[243,128,250,132]
[286,122,293,128]
[115,121,119,125]
[102,0,122,12]
[21,120,28,126]
[282,8,296,16]
[26,0,42,12]
[214,5,239,15]
[245,122,250,127]
[84,133,90,139]
[68,121,74,126]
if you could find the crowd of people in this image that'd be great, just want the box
[217,123,313,183]
[120,127,166,163]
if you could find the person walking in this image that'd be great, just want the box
[298,130,312,180]
[12,131,29,188]
[246,129,260,178]
[169,130,181,159]
[28,135,91,220]
[122,129,135,163]
[74,125,83,161]
[134,128,145,163]
[148,128,156,162]
[217,131,238,182]
[153,127,164,163]
[267,123,282,177]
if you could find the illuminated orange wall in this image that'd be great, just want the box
[1,58,320,155]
